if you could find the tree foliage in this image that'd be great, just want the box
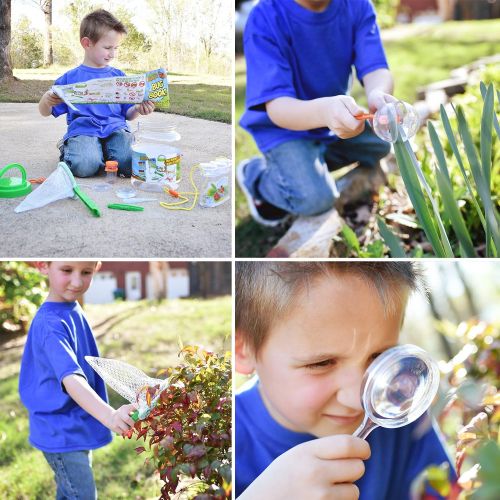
[0,262,46,336]
[373,0,400,29]
[125,346,232,499]
[11,16,44,69]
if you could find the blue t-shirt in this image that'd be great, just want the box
[52,65,134,141]
[236,379,455,499]
[19,301,113,453]
[240,0,389,152]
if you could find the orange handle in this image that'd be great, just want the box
[354,113,374,121]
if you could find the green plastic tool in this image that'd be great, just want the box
[0,163,32,198]
[59,162,101,217]
[108,203,144,211]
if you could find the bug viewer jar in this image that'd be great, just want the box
[198,158,231,208]
[131,122,182,192]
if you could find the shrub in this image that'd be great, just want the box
[125,346,232,500]
[413,321,499,499]
[0,262,46,335]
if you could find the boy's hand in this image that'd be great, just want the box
[107,403,137,435]
[240,435,370,499]
[43,90,63,107]
[135,100,155,115]
[322,96,366,139]
[367,89,398,114]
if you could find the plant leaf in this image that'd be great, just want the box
[480,83,494,189]
[428,122,476,257]
[456,105,500,252]
[440,104,487,232]
[377,217,406,257]
[394,138,446,256]
[341,224,360,254]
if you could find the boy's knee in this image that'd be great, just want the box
[290,184,335,216]
[66,154,102,178]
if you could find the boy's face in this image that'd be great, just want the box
[82,30,123,68]
[239,274,406,438]
[40,262,98,303]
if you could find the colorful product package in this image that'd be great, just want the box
[52,68,169,111]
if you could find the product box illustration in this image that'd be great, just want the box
[52,68,169,111]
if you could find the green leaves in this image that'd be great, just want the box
[127,347,231,499]
[377,217,406,257]
[387,81,499,257]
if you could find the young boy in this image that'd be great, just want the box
[237,0,395,226]
[39,9,155,178]
[235,262,455,499]
[19,261,136,499]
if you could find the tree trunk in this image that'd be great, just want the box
[42,0,53,66]
[0,0,14,80]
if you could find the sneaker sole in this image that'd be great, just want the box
[236,159,286,228]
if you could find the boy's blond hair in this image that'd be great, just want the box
[236,262,422,355]
[80,9,127,43]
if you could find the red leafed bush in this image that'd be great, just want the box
[125,346,232,499]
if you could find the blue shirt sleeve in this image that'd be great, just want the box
[353,0,389,81]
[41,319,86,387]
[243,8,297,111]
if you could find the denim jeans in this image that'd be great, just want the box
[43,450,97,500]
[244,125,391,216]
[60,128,132,178]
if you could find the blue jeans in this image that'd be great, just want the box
[43,450,97,500]
[61,129,132,178]
[245,126,391,216]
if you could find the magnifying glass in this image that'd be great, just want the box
[353,344,440,439]
[355,100,420,143]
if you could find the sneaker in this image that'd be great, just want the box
[237,158,289,227]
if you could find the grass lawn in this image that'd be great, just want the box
[0,67,231,124]
[0,297,231,499]
[235,19,500,257]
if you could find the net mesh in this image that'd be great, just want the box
[85,356,168,415]
[15,163,75,213]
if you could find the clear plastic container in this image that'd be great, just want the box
[105,161,118,184]
[131,122,181,192]
[198,157,231,208]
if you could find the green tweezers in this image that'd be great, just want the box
[107,203,145,211]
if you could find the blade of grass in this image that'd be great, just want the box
[393,138,447,257]
[402,139,455,257]
[456,106,500,252]
[440,105,487,232]
[480,82,500,141]
[434,167,477,257]
[428,122,477,257]
[480,83,494,189]
[377,217,406,257]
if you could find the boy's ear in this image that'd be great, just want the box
[235,329,256,375]
[36,262,50,276]
[81,37,92,49]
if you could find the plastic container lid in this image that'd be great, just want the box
[0,163,32,198]
[105,161,118,172]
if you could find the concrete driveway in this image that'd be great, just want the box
[0,104,232,258]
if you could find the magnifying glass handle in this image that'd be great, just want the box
[353,416,378,440]
[354,113,374,121]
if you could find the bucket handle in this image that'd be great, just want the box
[0,163,27,181]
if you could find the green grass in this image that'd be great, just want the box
[235,19,500,257]
[0,68,231,123]
[0,297,231,499]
